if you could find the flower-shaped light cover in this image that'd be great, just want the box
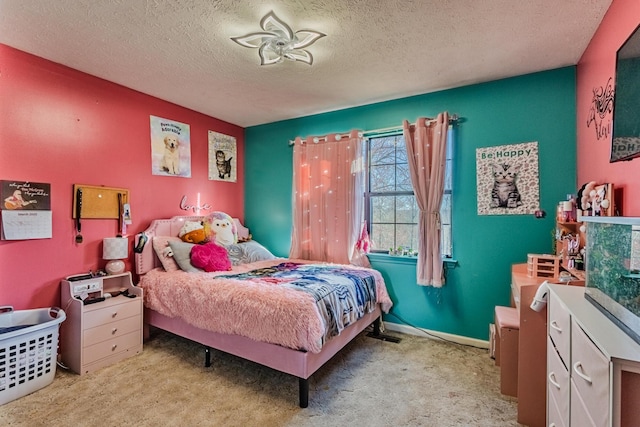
[232,11,326,65]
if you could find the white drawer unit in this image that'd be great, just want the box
[571,318,610,426]
[570,380,597,427]
[547,394,566,427]
[547,336,569,427]
[60,272,143,375]
[548,292,571,365]
[547,285,640,427]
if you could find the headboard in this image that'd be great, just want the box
[135,215,249,275]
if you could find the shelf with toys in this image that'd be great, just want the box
[554,182,615,280]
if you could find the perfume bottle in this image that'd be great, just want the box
[557,202,564,222]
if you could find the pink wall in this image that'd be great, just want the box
[577,0,640,215]
[0,44,244,310]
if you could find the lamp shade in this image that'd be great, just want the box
[103,237,129,259]
[103,237,128,275]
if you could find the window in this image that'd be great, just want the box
[365,129,453,257]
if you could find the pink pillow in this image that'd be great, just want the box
[190,242,232,272]
[152,236,181,272]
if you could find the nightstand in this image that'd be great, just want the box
[60,272,143,375]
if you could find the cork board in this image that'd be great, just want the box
[72,184,129,219]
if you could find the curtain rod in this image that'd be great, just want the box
[288,114,460,145]
[364,113,460,136]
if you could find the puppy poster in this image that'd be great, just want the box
[150,115,191,177]
[208,131,237,182]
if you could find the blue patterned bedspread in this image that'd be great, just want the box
[219,262,378,343]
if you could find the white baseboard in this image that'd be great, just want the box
[383,321,490,349]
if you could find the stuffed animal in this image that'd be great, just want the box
[205,211,237,245]
[190,242,232,272]
[590,184,610,216]
[577,181,611,216]
[179,220,209,244]
[578,181,597,211]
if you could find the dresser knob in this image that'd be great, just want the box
[111,312,118,318]
[111,344,118,351]
[111,328,118,335]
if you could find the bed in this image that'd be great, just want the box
[134,215,392,407]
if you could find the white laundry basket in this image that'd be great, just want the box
[0,306,66,405]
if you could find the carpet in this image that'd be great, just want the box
[0,328,518,426]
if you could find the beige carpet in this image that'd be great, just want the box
[1,328,518,426]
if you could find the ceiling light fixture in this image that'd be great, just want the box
[231,11,326,66]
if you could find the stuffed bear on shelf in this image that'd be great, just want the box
[578,181,610,216]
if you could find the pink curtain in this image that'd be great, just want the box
[290,130,369,267]
[403,112,450,286]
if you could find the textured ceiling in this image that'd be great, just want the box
[0,0,612,127]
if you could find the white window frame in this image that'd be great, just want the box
[364,128,453,258]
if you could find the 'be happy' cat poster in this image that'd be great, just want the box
[476,141,539,216]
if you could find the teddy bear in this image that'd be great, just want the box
[178,220,209,244]
[190,242,232,272]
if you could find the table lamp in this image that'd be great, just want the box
[103,237,129,275]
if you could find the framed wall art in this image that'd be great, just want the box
[1,180,52,240]
[208,131,237,182]
[476,141,540,216]
[150,115,191,178]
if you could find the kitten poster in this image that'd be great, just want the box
[208,131,237,182]
[476,141,539,215]
[150,115,192,178]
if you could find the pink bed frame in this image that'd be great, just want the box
[134,216,382,407]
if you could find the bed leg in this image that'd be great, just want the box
[204,347,211,367]
[366,316,401,343]
[299,377,309,408]
[373,316,381,336]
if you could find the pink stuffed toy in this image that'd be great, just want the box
[190,242,232,272]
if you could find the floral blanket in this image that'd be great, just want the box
[140,259,392,353]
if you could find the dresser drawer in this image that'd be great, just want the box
[570,379,597,427]
[83,315,141,347]
[549,293,571,365]
[83,299,141,329]
[571,318,610,426]
[547,390,566,427]
[547,336,569,424]
[83,330,141,365]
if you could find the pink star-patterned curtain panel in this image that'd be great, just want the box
[290,130,369,267]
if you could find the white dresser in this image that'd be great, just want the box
[60,272,143,375]
[547,284,640,427]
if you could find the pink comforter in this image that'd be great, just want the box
[139,259,392,353]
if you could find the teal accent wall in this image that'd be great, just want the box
[245,67,577,340]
